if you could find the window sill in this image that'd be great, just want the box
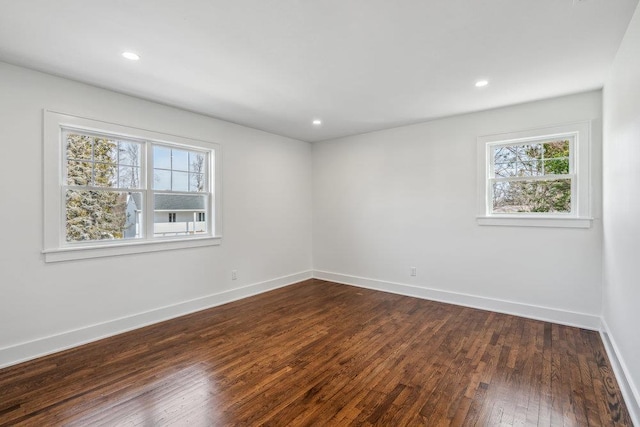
[43,236,221,263]
[476,216,593,228]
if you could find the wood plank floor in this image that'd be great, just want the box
[0,279,632,426]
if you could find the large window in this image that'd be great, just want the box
[477,122,592,228]
[44,111,221,262]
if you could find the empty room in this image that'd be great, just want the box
[1,0,639,425]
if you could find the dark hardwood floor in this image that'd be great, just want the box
[0,279,632,426]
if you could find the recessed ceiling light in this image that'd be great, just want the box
[312,119,322,126]
[122,51,140,61]
[475,80,489,88]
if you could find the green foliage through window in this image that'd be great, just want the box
[491,139,572,213]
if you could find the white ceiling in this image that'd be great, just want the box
[0,0,637,142]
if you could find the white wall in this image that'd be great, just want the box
[0,61,313,367]
[313,91,603,326]
[603,2,640,421]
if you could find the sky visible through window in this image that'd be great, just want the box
[153,146,206,193]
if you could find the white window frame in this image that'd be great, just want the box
[477,121,592,228]
[43,110,222,262]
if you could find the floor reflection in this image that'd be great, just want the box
[66,363,220,426]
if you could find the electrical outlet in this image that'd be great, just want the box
[231,270,238,280]
[410,267,417,277]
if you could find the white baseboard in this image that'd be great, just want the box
[313,270,601,330]
[0,270,313,370]
[600,319,640,426]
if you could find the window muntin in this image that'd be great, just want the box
[489,137,574,214]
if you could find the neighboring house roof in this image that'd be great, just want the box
[128,193,205,211]
[156,194,205,210]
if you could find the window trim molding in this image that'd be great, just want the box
[476,121,593,228]
[43,110,222,262]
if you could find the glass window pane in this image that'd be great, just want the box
[65,190,139,241]
[517,160,542,177]
[118,141,141,166]
[543,158,570,175]
[492,179,571,213]
[189,152,205,174]
[67,161,93,186]
[517,144,542,161]
[494,146,521,178]
[494,162,516,178]
[172,149,189,171]
[494,146,517,164]
[94,137,118,163]
[154,169,171,190]
[94,163,117,187]
[118,166,141,189]
[153,194,207,237]
[154,146,171,169]
[172,171,189,192]
[66,133,93,160]
[492,181,509,207]
[543,140,570,158]
[123,192,144,239]
[190,173,205,192]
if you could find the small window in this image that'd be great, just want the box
[477,122,592,228]
[491,138,573,214]
[44,111,222,262]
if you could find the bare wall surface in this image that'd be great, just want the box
[313,91,603,318]
[0,62,312,361]
[603,1,640,418]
